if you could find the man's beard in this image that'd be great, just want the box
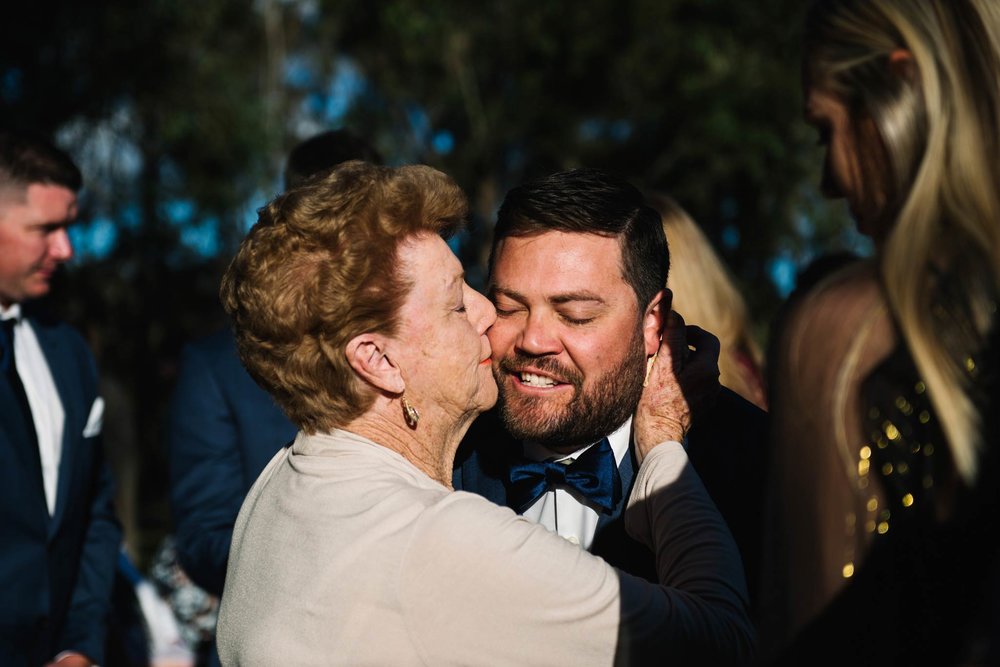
[494,325,647,452]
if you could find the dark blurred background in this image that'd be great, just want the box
[0,0,869,566]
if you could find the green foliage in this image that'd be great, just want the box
[2,0,859,560]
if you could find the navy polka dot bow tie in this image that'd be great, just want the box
[506,438,622,514]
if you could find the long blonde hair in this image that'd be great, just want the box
[647,192,767,409]
[805,0,1000,481]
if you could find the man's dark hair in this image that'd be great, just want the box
[0,129,82,192]
[490,168,669,309]
[284,129,383,189]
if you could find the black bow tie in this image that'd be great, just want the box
[506,438,622,514]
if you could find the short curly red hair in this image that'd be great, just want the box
[221,161,467,433]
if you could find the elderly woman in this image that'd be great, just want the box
[215,161,753,665]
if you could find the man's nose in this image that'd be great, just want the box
[516,312,562,356]
[48,228,74,262]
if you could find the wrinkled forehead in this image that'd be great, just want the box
[398,232,463,292]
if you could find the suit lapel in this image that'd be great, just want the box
[0,377,40,468]
[31,318,83,536]
[596,445,636,532]
[0,376,49,525]
[454,409,518,508]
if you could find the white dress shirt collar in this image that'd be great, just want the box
[522,417,632,467]
[1,302,65,515]
[519,418,633,550]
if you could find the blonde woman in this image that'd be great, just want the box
[646,193,767,410]
[762,1,1000,664]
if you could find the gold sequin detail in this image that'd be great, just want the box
[895,396,914,416]
[877,521,890,534]
[866,520,877,533]
[881,462,893,476]
[842,563,855,578]
[897,462,909,475]
[918,411,930,424]
[866,497,878,512]
[860,446,872,460]
[966,357,976,372]
[884,422,900,441]
[902,493,914,507]
[914,381,926,394]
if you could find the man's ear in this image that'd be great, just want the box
[888,48,917,82]
[642,288,671,356]
[345,333,405,394]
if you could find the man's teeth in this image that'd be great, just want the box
[520,372,556,387]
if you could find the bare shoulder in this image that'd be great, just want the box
[775,260,895,378]
[785,260,885,335]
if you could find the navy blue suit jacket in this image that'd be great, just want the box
[453,387,768,607]
[0,312,121,666]
[168,328,296,597]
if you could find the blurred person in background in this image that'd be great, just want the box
[0,129,121,667]
[165,128,381,664]
[646,192,767,410]
[762,1,1000,663]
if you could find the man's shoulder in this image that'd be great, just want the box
[176,326,267,395]
[22,305,98,383]
[181,326,239,367]
[455,409,517,467]
[688,386,767,457]
[23,305,90,348]
[713,386,767,429]
[453,409,519,498]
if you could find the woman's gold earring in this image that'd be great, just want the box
[402,395,420,429]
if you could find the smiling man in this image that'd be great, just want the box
[453,168,768,604]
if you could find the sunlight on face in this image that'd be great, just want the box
[394,233,497,424]
[487,232,649,452]
[0,183,77,307]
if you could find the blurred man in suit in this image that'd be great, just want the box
[454,168,767,607]
[0,130,121,666]
[169,128,382,597]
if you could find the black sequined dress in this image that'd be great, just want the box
[774,334,1000,666]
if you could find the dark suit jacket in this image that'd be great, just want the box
[168,328,296,597]
[454,387,768,608]
[0,311,121,666]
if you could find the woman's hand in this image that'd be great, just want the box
[634,312,721,462]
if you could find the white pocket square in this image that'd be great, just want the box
[83,396,104,438]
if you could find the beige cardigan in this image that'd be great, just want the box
[217,430,753,666]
